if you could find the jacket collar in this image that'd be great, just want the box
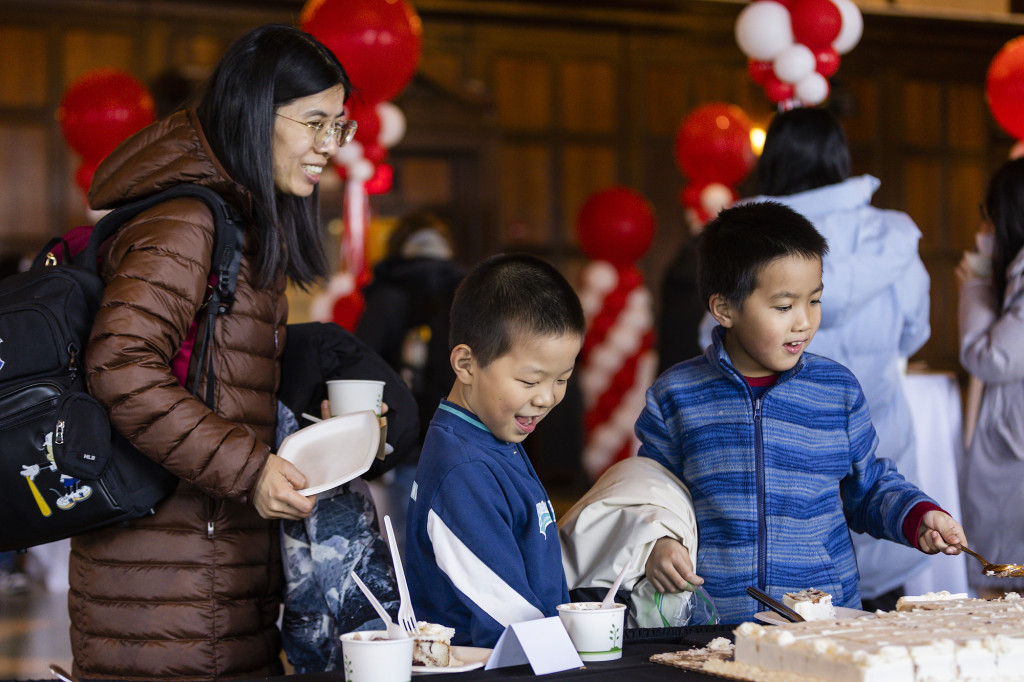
[745,175,879,215]
[705,324,805,385]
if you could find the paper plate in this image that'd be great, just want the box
[277,410,380,496]
[411,646,491,675]
[754,606,873,626]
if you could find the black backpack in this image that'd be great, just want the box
[0,184,244,552]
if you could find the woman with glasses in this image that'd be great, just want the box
[71,24,355,679]
[957,157,1024,599]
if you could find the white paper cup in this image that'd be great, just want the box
[328,380,385,417]
[556,601,626,662]
[339,630,414,682]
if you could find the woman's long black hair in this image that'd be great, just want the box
[757,107,851,197]
[983,157,1024,310]
[197,24,352,289]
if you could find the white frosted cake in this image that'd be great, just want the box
[412,621,456,667]
[729,592,1024,681]
[783,589,836,621]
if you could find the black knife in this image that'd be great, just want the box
[746,586,806,623]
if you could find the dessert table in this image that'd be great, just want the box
[280,626,733,681]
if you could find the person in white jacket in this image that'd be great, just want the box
[699,108,931,609]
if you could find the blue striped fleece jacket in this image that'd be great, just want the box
[636,328,935,623]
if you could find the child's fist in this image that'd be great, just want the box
[644,537,702,593]
[918,510,966,555]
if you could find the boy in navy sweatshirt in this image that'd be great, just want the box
[405,253,586,647]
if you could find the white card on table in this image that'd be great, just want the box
[485,616,583,675]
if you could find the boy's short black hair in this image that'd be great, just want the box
[697,201,828,309]
[449,253,586,367]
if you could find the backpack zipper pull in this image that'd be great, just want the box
[67,343,79,379]
[55,420,65,444]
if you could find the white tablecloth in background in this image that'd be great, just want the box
[900,371,971,597]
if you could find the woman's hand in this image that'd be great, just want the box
[645,537,702,593]
[253,454,315,521]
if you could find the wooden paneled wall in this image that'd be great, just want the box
[1,0,1021,379]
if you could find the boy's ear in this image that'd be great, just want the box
[450,344,475,384]
[708,293,736,328]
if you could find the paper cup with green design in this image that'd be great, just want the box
[556,601,626,662]
[327,379,385,417]
[339,630,414,682]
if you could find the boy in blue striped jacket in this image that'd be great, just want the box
[637,201,966,623]
[405,253,586,647]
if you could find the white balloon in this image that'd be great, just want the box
[734,1,794,62]
[700,183,735,217]
[772,43,816,85]
[830,0,863,55]
[375,101,407,148]
[795,72,830,106]
[348,158,376,182]
[582,261,618,293]
[334,139,364,166]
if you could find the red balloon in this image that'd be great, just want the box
[747,59,775,87]
[57,68,156,161]
[575,187,656,266]
[789,0,843,51]
[347,98,381,147]
[763,75,796,104]
[815,47,841,78]
[364,162,393,194]
[74,157,101,196]
[987,36,1024,140]
[674,103,755,186]
[301,0,422,105]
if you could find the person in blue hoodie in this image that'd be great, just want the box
[405,253,585,648]
[698,108,932,610]
[641,201,964,624]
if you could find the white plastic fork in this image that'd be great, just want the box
[349,570,408,639]
[383,514,418,634]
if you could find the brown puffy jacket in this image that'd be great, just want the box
[70,110,288,680]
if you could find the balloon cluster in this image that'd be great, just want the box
[301,0,421,195]
[57,68,156,197]
[735,0,863,107]
[301,0,422,329]
[674,103,755,232]
[986,36,1024,152]
[576,188,658,480]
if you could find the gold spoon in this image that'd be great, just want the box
[958,543,1024,578]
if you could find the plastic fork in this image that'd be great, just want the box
[349,570,407,639]
[383,514,418,634]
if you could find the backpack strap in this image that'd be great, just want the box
[77,184,246,406]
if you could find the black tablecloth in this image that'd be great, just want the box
[265,625,735,681]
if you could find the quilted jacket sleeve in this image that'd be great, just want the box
[85,197,273,502]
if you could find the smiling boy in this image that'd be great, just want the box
[404,253,586,648]
[636,202,965,623]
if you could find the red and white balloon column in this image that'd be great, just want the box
[57,68,156,201]
[675,103,755,233]
[301,0,422,329]
[986,36,1024,159]
[736,0,862,108]
[576,187,657,481]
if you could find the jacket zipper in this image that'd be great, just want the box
[753,396,767,590]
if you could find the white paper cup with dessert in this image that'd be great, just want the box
[556,601,626,662]
[339,630,414,682]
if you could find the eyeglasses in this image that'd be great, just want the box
[276,114,358,150]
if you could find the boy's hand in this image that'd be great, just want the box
[645,537,703,593]
[918,511,966,555]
